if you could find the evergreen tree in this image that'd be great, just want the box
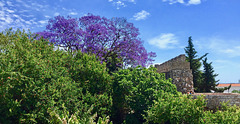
[201,58,219,92]
[184,37,208,92]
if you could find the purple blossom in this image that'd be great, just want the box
[37,14,156,67]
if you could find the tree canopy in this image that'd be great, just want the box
[0,29,112,123]
[37,14,156,68]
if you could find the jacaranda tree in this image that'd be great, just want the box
[37,14,156,68]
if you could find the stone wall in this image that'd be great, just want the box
[155,54,194,94]
[193,93,240,108]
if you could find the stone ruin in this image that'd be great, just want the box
[155,54,240,107]
[155,54,194,94]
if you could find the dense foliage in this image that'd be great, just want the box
[37,14,156,68]
[145,92,206,124]
[203,103,240,123]
[145,92,240,124]
[1,27,240,123]
[0,29,112,123]
[0,29,177,123]
[112,66,177,123]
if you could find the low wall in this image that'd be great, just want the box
[192,93,240,109]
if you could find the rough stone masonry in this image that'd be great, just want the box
[155,54,194,94]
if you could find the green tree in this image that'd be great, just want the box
[111,66,177,124]
[0,28,16,52]
[184,36,207,92]
[0,29,112,123]
[201,58,219,92]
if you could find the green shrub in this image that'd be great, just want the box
[203,103,240,123]
[145,92,206,124]
[145,92,240,124]
[47,104,112,124]
[0,29,112,123]
[232,90,240,94]
[111,66,177,124]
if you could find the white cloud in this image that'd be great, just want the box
[148,33,179,49]
[6,1,13,6]
[215,59,240,69]
[22,14,34,18]
[188,0,201,5]
[196,37,240,57]
[163,0,202,5]
[109,0,136,9]
[69,12,78,15]
[45,15,51,18]
[222,49,234,54]
[0,1,5,7]
[127,0,135,3]
[115,1,126,9]
[54,12,60,16]
[220,46,240,57]
[0,0,83,32]
[25,21,32,25]
[39,20,48,24]
[194,37,240,83]
[0,0,50,31]
[6,9,14,13]
[162,0,184,4]
[213,59,240,83]
[5,16,13,23]
[133,10,150,21]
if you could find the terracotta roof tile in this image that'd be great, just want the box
[217,83,240,87]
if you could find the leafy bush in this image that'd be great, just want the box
[203,103,240,123]
[145,92,240,124]
[232,90,240,94]
[48,104,112,124]
[111,66,177,124]
[0,29,112,123]
[145,92,206,124]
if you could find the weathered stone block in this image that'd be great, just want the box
[155,54,194,94]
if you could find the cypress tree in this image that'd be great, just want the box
[201,58,219,92]
[184,37,208,92]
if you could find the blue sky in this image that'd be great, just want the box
[0,0,239,83]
